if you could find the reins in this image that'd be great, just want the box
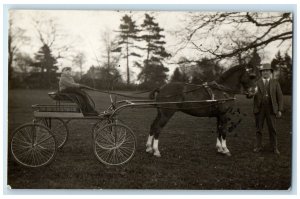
[83,85,236,111]
[83,81,241,101]
[83,87,150,99]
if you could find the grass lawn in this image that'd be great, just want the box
[7,89,292,189]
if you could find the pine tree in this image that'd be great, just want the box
[171,67,184,82]
[284,53,292,78]
[248,48,261,68]
[271,51,284,70]
[33,44,58,88]
[271,51,292,94]
[114,14,141,85]
[139,14,171,88]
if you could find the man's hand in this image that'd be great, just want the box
[276,111,282,118]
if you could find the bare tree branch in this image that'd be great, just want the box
[174,12,292,61]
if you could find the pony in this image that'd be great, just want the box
[146,64,259,157]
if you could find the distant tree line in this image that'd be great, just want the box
[9,13,171,90]
[9,12,292,95]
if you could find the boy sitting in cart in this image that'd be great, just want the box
[59,67,98,116]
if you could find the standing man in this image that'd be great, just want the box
[253,63,283,155]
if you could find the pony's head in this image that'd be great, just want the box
[240,64,260,98]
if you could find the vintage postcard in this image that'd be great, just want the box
[7,9,292,190]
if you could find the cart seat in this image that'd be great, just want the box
[48,91,74,102]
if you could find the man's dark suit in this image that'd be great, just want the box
[253,78,283,151]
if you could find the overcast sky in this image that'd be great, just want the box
[10,10,292,81]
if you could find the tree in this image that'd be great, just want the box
[80,65,121,89]
[138,57,169,88]
[175,12,292,62]
[31,17,73,88]
[171,67,181,82]
[271,51,284,70]
[226,33,254,66]
[284,52,292,79]
[194,57,221,83]
[33,17,72,59]
[14,52,33,74]
[171,67,185,82]
[138,14,171,88]
[248,48,262,68]
[114,15,141,85]
[99,29,122,83]
[177,57,195,83]
[33,44,58,88]
[271,51,292,94]
[72,52,86,79]
[8,17,30,88]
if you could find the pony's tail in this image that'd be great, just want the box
[149,88,160,100]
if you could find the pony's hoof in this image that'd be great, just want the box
[153,151,161,157]
[146,147,153,153]
[217,149,224,153]
[223,152,232,156]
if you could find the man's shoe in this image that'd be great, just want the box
[274,149,280,156]
[253,147,263,153]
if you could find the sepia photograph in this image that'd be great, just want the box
[7,8,293,190]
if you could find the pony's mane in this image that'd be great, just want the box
[217,65,245,83]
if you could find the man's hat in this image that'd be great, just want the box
[259,63,273,72]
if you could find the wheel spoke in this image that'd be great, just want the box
[23,128,33,143]
[35,136,54,146]
[95,129,115,145]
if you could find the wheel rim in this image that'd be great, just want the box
[94,123,136,166]
[11,124,56,167]
[38,118,68,148]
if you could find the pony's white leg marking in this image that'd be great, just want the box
[146,135,154,153]
[216,137,223,153]
[221,137,231,156]
[153,139,161,157]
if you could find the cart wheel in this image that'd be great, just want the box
[92,119,124,139]
[37,118,68,148]
[11,123,57,168]
[93,123,136,166]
